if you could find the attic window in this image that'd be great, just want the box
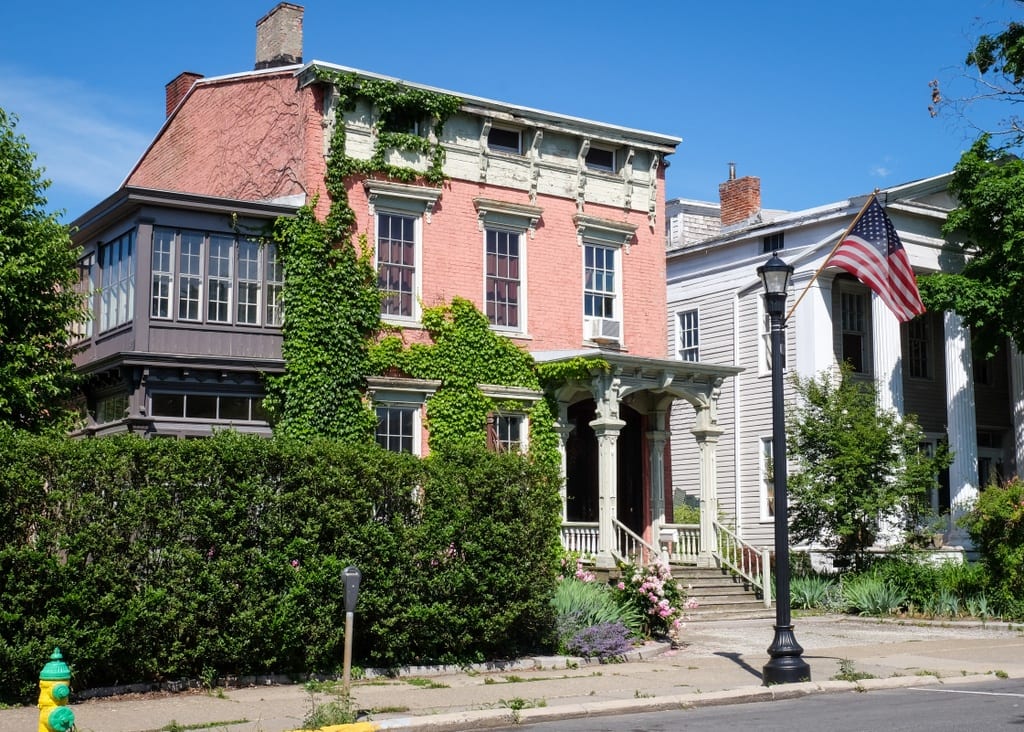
[487,126,522,154]
[585,146,616,172]
[762,232,784,254]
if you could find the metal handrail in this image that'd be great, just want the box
[712,520,772,607]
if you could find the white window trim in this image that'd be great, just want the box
[366,377,442,457]
[373,209,423,324]
[584,144,617,173]
[475,198,543,336]
[480,383,541,453]
[485,124,523,155]
[581,240,622,346]
[759,436,775,522]
[364,180,442,223]
[836,279,873,376]
[757,295,772,377]
[676,307,700,362]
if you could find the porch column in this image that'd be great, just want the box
[873,297,905,414]
[554,402,575,521]
[1010,343,1024,478]
[647,426,669,548]
[692,407,724,569]
[591,417,625,568]
[944,311,978,540]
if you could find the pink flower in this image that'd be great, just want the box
[616,581,625,591]
[291,559,300,569]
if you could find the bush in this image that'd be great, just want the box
[611,559,692,637]
[840,572,907,615]
[0,431,563,702]
[567,622,633,660]
[790,574,838,610]
[959,477,1024,619]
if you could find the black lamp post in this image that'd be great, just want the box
[757,252,810,685]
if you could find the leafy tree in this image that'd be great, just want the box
[785,365,951,568]
[918,134,1024,358]
[0,107,85,433]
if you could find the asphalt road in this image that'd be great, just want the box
[496,678,1024,731]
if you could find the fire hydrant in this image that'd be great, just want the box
[37,647,75,732]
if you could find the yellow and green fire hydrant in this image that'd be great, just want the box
[37,647,75,732]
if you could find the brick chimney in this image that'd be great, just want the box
[718,162,761,227]
[255,3,304,70]
[165,71,204,117]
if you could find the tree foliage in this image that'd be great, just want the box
[785,365,951,567]
[0,107,85,433]
[918,134,1024,357]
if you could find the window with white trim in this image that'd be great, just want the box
[375,405,417,453]
[487,412,527,453]
[99,230,135,332]
[677,309,699,362]
[485,227,522,329]
[584,243,617,320]
[838,282,871,374]
[376,212,418,319]
[906,315,931,379]
[760,436,775,520]
[72,254,95,341]
[151,227,279,327]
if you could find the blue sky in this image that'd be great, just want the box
[0,1,1017,221]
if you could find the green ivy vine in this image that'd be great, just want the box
[368,298,560,466]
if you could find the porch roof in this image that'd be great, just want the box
[532,350,742,383]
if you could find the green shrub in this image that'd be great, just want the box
[0,431,563,702]
[552,579,643,654]
[840,572,907,615]
[790,574,838,610]
[959,477,1024,619]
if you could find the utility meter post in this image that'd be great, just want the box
[341,566,362,695]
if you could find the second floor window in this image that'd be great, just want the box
[907,316,931,379]
[152,228,280,327]
[99,230,135,332]
[485,228,521,329]
[377,212,417,319]
[584,243,616,320]
[678,309,700,362]
[839,287,870,374]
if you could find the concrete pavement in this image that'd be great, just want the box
[5,615,1023,732]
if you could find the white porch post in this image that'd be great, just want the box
[647,418,669,552]
[873,297,905,415]
[944,311,979,539]
[554,402,574,522]
[591,417,625,568]
[1009,343,1024,479]
[692,406,723,569]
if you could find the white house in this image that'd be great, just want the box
[665,168,1024,552]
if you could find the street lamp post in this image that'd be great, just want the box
[757,252,810,685]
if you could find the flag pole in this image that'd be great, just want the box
[784,190,880,323]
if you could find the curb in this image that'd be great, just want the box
[294,671,1009,731]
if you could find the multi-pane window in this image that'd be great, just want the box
[485,228,521,329]
[266,245,284,326]
[150,393,268,421]
[95,393,129,424]
[151,228,280,327]
[583,243,616,319]
[488,413,526,452]
[678,309,700,362]
[72,254,95,340]
[375,405,416,453]
[907,316,931,379]
[761,437,775,519]
[376,212,417,318]
[762,232,784,254]
[840,289,869,373]
[99,231,135,332]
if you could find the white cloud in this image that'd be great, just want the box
[0,68,153,204]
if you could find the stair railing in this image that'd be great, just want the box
[612,518,660,565]
[712,520,772,608]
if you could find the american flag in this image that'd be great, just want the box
[828,195,925,322]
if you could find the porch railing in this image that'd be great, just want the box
[560,522,599,557]
[658,522,700,564]
[713,520,772,607]
[612,518,660,565]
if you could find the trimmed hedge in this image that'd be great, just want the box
[0,429,562,702]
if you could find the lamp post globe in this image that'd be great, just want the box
[757,252,810,685]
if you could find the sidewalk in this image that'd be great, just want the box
[7,615,1024,732]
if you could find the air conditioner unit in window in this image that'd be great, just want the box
[588,318,621,344]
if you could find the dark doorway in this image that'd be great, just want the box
[617,404,644,537]
[565,400,597,522]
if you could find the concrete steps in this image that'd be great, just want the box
[672,565,775,622]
